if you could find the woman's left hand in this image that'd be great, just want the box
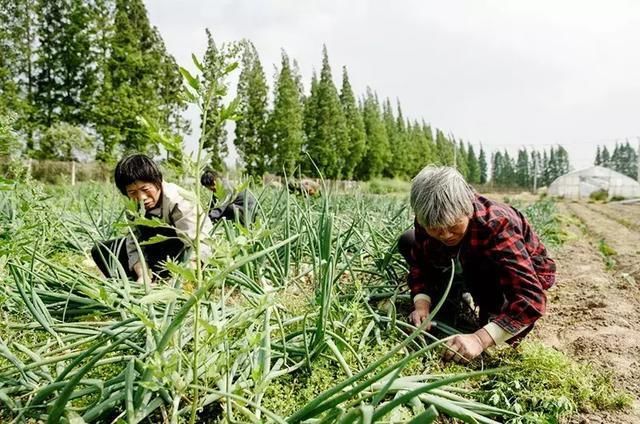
[442,333,485,363]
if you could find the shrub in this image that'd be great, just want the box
[589,189,608,202]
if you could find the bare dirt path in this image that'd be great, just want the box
[587,203,640,232]
[569,203,640,281]
[532,202,640,423]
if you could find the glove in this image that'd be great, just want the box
[209,208,223,221]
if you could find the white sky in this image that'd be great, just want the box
[146,0,640,171]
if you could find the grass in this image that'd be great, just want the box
[598,239,617,270]
[0,180,631,422]
[475,342,633,423]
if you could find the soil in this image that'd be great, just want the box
[532,202,640,423]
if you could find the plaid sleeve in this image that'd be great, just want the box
[484,217,547,334]
[407,224,439,301]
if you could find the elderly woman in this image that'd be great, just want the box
[399,166,556,362]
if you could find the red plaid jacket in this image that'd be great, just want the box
[408,194,556,335]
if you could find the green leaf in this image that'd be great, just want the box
[139,234,175,245]
[192,53,204,72]
[164,261,196,282]
[179,66,200,91]
[140,289,179,305]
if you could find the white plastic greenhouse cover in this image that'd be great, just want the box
[548,166,640,199]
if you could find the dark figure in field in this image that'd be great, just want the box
[399,166,556,362]
[201,169,256,225]
[287,179,320,197]
[91,154,212,282]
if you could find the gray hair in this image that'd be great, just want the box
[410,166,475,228]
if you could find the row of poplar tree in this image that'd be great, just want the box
[0,0,573,188]
[594,142,638,179]
[491,146,570,189]
[0,0,186,162]
[224,42,493,182]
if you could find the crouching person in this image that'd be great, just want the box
[201,169,257,225]
[91,154,213,282]
[399,166,556,362]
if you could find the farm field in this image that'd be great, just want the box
[536,201,640,423]
[0,181,638,423]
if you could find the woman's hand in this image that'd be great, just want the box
[133,261,150,283]
[409,298,432,329]
[443,328,495,363]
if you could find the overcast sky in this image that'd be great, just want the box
[146,0,640,171]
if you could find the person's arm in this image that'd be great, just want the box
[407,224,439,327]
[482,216,547,344]
[444,217,547,362]
[171,199,213,263]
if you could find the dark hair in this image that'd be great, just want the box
[114,154,163,195]
[200,169,219,187]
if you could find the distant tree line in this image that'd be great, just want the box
[594,142,638,179]
[230,42,492,182]
[491,146,570,189]
[0,0,573,188]
[0,0,186,162]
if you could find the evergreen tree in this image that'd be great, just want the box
[34,0,96,128]
[234,40,269,176]
[94,0,184,160]
[595,146,601,166]
[382,98,399,177]
[0,0,38,150]
[601,146,611,168]
[355,88,388,180]
[515,149,530,188]
[611,143,621,172]
[266,51,304,176]
[421,122,436,167]
[502,151,516,186]
[339,66,365,179]
[434,130,453,165]
[491,151,503,185]
[466,143,480,184]
[393,100,411,178]
[456,140,468,179]
[199,29,234,170]
[543,148,556,185]
[478,146,488,184]
[613,141,639,179]
[304,46,348,179]
[540,150,551,186]
[555,146,570,176]
[302,71,318,173]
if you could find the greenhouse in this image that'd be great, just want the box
[548,165,640,199]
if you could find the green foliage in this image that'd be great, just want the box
[589,189,608,202]
[0,173,630,423]
[34,0,96,128]
[303,46,348,179]
[434,129,453,165]
[200,30,240,171]
[466,144,481,184]
[94,0,186,160]
[365,178,411,194]
[0,111,22,157]
[597,239,616,269]
[235,40,270,176]
[595,141,638,179]
[355,88,389,180]
[339,67,366,180]
[479,146,488,184]
[476,342,632,423]
[267,51,304,176]
[37,122,93,161]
